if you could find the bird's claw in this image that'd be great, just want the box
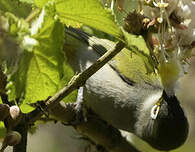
[70,87,88,125]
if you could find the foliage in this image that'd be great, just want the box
[0,0,125,113]
[1,0,193,151]
[0,0,157,122]
[0,0,155,143]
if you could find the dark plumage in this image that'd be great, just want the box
[136,91,189,150]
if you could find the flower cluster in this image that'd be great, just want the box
[141,0,195,94]
[142,0,194,52]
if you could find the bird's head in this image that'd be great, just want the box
[135,90,189,151]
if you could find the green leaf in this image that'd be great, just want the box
[0,99,5,138]
[7,7,65,106]
[20,103,35,113]
[113,0,139,26]
[0,122,6,139]
[34,0,50,7]
[112,30,159,85]
[0,0,31,18]
[122,29,157,73]
[55,0,122,38]
[58,56,77,103]
[114,47,159,85]
[34,0,122,38]
[19,0,34,4]
[7,52,33,101]
[24,21,65,103]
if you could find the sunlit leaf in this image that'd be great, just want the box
[122,29,157,75]
[19,0,34,4]
[56,0,122,38]
[34,0,122,38]
[24,20,64,103]
[7,7,65,106]
[34,0,49,8]
[20,103,35,113]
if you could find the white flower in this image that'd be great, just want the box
[22,35,38,52]
[142,0,179,19]
[30,8,45,36]
[174,0,195,45]
[142,0,195,92]
[153,0,169,8]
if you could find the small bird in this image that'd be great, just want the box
[64,26,189,151]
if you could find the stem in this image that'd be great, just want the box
[46,41,125,107]
[27,41,125,123]
[76,113,140,152]
[13,116,28,152]
[49,101,140,152]
[25,8,40,23]
[26,40,138,152]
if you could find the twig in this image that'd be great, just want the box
[49,101,140,152]
[26,40,141,152]
[27,40,125,123]
[13,116,28,152]
[25,8,40,23]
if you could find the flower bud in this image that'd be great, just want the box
[4,131,22,146]
[0,104,10,121]
[9,105,20,120]
[5,105,22,129]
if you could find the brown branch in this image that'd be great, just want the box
[26,40,141,152]
[49,102,140,152]
[13,116,28,152]
[27,40,125,123]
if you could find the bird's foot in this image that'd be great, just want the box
[70,87,88,125]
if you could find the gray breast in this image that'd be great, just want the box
[82,51,162,132]
[65,37,162,132]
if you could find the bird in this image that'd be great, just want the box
[64,26,189,151]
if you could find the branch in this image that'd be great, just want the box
[13,116,28,152]
[49,102,140,152]
[26,40,141,152]
[27,40,125,123]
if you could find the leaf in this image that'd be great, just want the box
[7,7,65,106]
[24,20,65,103]
[20,103,35,113]
[7,52,32,101]
[0,0,31,18]
[0,98,6,138]
[34,0,50,7]
[58,56,77,103]
[114,48,159,85]
[34,0,122,38]
[122,29,157,74]
[56,0,122,38]
[0,122,6,139]
[113,0,139,26]
[112,30,159,85]
[19,0,34,4]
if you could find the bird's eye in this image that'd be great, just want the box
[151,104,160,119]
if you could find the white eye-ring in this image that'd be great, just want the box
[151,104,160,120]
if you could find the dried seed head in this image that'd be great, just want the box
[0,104,10,121]
[124,10,145,35]
[4,131,22,146]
